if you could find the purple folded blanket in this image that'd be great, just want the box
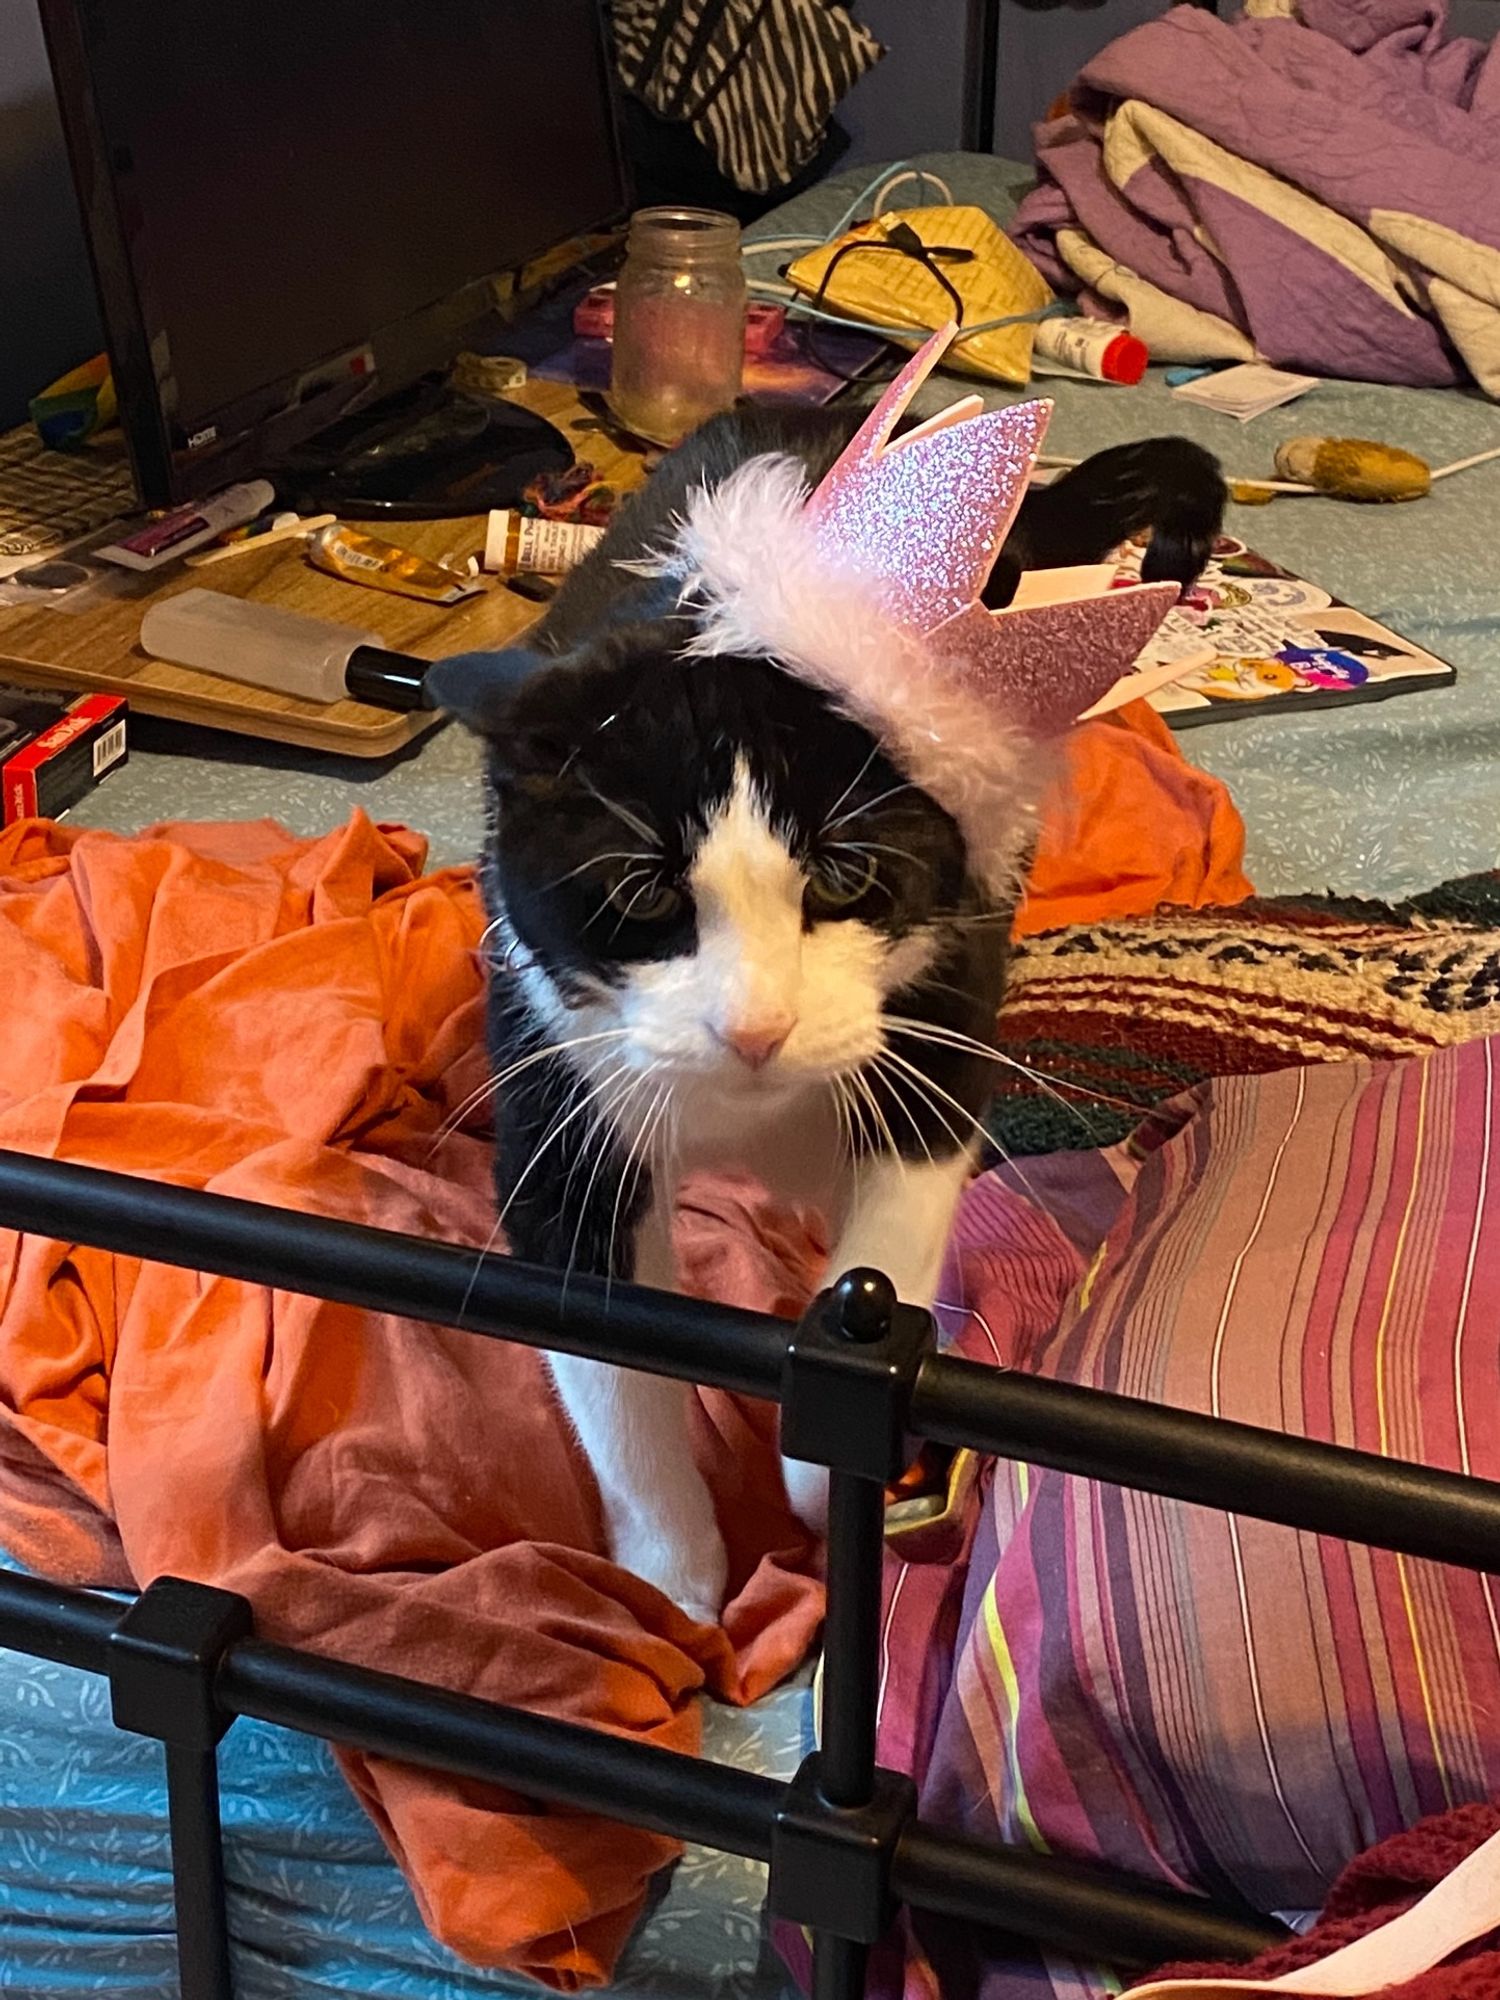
[1011,0,1500,394]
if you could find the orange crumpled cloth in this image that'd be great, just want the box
[0,811,825,1989]
[0,714,1247,1987]
[1022,702,1252,936]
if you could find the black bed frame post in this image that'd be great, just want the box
[773,1271,931,2000]
[108,1576,254,2000]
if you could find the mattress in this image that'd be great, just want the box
[0,1556,810,1999]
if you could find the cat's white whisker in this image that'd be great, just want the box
[828,1076,853,1165]
[852,1065,905,1181]
[875,1048,1057,1220]
[498,1057,637,1237]
[820,742,882,833]
[541,849,657,894]
[563,1064,658,1302]
[428,1028,632,1154]
[558,1079,634,1299]
[846,1067,874,1146]
[872,1050,970,1158]
[604,1066,666,1299]
[824,776,915,833]
[830,837,932,878]
[539,1066,596,1236]
[608,871,675,938]
[841,1072,874,1180]
[883,1014,1131,1125]
[977,1129,1055,1219]
[873,1056,938,1168]
[1005,1066,1144,1119]
[580,777,659,848]
[666,1078,684,1166]
[836,1074,867,1166]
[877,1047,997,1145]
[582,867,653,936]
[638,1079,676,1200]
[553,1062,629,1234]
[495,1061,636,1257]
[437,1028,627,1125]
[457,1172,537,1330]
[429,1078,504,1157]
[882,1012,1026,1065]
[454,1214,508,1335]
[627,1070,673,1192]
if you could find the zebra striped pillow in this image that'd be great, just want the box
[611,0,883,195]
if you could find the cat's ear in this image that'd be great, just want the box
[426,647,548,738]
[427,645,580,781]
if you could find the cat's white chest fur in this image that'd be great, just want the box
[640,1078,846,1209]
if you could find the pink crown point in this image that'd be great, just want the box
[821,320,980,470]
[804,322,1053,633]
[927,581,1183,736]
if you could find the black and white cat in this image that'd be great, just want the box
[430,401,1222,1624]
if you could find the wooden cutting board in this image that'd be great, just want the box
[0,381,646,757]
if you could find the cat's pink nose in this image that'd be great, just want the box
[716,1016,795,1070]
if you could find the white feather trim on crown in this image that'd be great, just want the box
[623,454,1039,900]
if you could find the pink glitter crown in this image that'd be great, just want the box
[801,321,1191,734]
[641,322,1206,889]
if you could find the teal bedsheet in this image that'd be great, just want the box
[0,1560,807,1997]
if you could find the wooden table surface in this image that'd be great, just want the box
[0,381,647,758]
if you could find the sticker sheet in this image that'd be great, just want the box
[1113,536,1455,727]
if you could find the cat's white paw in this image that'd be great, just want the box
[782,1456,829,1534]
[613,1519,729,1628]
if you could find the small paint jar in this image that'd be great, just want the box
[609,207,746,446]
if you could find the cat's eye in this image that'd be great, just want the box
[807,850,879,913]
[607,875,683,923]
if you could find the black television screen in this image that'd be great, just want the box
[41,0,627,504]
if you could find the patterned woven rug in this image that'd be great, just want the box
[990,872,1500,1157]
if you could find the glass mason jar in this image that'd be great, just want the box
[609,207,746,446]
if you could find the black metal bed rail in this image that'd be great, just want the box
[1,1149,1498,2000]
[0,1586,1282,2000]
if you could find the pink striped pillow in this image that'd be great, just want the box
[906,1042,1500,1998]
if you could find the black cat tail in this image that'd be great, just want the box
[995,437,1227,598]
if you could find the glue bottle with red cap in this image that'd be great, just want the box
[1031,315,1149,385]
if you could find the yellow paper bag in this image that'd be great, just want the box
[786,205,1053,387]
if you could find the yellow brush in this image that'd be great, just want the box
[1227,437,1500,505]
[1274,435,1432,501]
